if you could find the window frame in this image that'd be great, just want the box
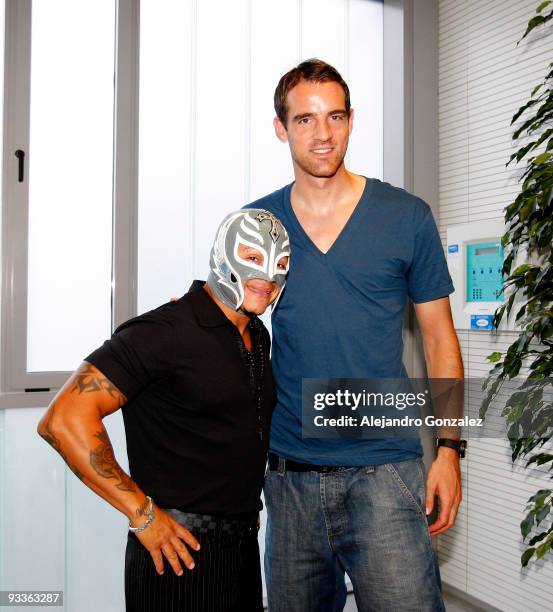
[0,0,138,399]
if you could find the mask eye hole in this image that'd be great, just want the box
[230,273,237,283]
[277,256,290,272]
[237,242,264,266]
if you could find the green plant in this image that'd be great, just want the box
[480,1,553,568]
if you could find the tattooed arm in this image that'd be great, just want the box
[37,361,199,576]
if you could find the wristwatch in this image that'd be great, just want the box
[437,438,467,458]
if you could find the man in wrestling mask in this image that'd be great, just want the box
[37,209,291,612]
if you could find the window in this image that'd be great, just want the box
[1,0,137,393]
[27,0,115,373]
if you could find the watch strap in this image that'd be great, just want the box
[437,438,467,458]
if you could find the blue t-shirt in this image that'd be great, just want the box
[245,177,454,466]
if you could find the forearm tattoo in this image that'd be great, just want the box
[39,404,84,482]
[89,430,136,492]
[71,363,127,406]
[136,496,150,519]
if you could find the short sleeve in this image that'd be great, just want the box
[85,313,176,401]
[407,209,454,304]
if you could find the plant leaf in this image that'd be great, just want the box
[536,504,550,525]
[529,531,549,546]
[536,539,552,559]
[521,513,535,539]
[521,15,547,41]
[531,83,543,97]
[511,264,532,277]
[533,151,552,165]
[521,547,536,567]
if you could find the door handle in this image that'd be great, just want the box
[15,149,25,182]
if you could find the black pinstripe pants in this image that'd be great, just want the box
[125,526,263,612]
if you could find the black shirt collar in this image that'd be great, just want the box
[187,280,260,331]
[188,280,230,327]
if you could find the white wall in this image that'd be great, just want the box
[0,1,383,610]
[438,1,553,609]
[137,0,383,313]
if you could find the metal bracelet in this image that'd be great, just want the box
[129,496,155,533]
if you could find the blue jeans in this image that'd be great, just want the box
[264,458,445,612]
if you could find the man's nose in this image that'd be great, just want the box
[314,118,331,142]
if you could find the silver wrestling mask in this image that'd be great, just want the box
[207,209,291,311]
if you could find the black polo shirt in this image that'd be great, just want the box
[85,281,276,516]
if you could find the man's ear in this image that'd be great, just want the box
[274,116,288,143]
[348,107,354,135]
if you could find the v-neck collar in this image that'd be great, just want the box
[282,176,374,261]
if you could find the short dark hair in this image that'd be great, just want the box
[274,59,351,127]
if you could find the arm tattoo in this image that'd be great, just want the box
[39,364,127,484]
[89,430,136,492]
[135,497,150,519]
[71,364,127,406]
[38,404,85,482]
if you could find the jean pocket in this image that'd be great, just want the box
[383,459,426,517]
[264,468,274,486]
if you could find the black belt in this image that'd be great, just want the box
[164,509,258,537]
[268,452,348,473]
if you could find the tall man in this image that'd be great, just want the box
[246,60,463,612]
